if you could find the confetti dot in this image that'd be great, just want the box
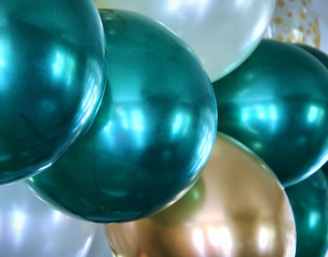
[288,12,293,18]
[277,35,284,41]
[299,11,307,20]
[288,34,296,41]
[314,34,320,48]
[274,17,283,24]
[277,0,285,7]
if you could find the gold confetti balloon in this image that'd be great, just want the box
[265,0,320,48]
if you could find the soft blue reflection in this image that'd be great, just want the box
[308,210,320,229]
[0,37,9,90]
[307,104,324,124]
[51,48,76,85]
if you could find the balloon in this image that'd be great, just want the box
[0,0,106,184]
[213,39,328,187]
[295,43,328,67]
[286,170,328,257]
[87,225,113,257]
[0,181,97,257]
[27,10,218,223]
[94,0,276,81]
[265,0,320,48]
[313,0,328,26]
[104,133,296,257]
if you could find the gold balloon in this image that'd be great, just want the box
[104,133,296,257]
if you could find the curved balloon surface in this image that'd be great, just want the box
[295,43,328,67]
[313,0,328,26]
[286,170,328,257]
[87,225,113,257]
[104,133,296,257]
[0,0,106,184]
[0,182,97,257]
[265,0,320,48]
[95,0,276,81]
[27,10,218,223]
[214,39,328,187]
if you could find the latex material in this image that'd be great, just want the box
[104,133,296,257]
[0,182,97,257]
[87,225,113,257]
[295,43,328,68]
[265,0,320,48]
[213,39,328,187]
[313,0,328,26]
[286,171,328,257]
[0,0,106,184]
[27,10,217,223]
[94,0,276,81]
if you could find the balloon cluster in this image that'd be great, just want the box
[1,0,328,257]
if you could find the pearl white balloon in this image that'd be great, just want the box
[94,0,276,81]
[265,0,321,48]
[86,225,113,257]
[313,0,328,26]
[0,182,97,257]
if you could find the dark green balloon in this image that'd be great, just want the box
[27,10,217,223]
[286,171,328,257]
[213,39,328,187]
[0,0,106,184]
[295,44,328,68]
[150,177,206,226]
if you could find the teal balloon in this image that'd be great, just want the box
[213,39,328,187]
[0,1,106,184]
[286,171,328,257]
[295,44,328,68]
[27,10,218,223]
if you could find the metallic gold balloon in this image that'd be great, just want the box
[286,170,328,257]
[27,10,217,223]
[104,133,296,257]
[0,0,106,184]
[213,39,328,187]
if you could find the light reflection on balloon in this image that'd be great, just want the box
[286,170,328,257]
[104,133,296,257]
[94,0,276,81]
[27,9,217,223]
[214,39,328,187]
[0,0,106,184]
[0,182,97,257]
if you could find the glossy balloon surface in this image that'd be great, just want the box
[313,0,328,26]
[105,133,296,257]
[95,0,276,81]
[27,10,217,223]
[214,39,328,187]
[265,0,320,48]
[87,225,113,257]
[0,182,97,257]
[295,43,328,68]
[286,171,328,257]
[0,0,106,184]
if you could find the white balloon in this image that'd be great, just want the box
[265,0,321,48]
[87,225,113,257]
[313,0,328,26]
[94,0,276,81]
[0,182,97,257]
